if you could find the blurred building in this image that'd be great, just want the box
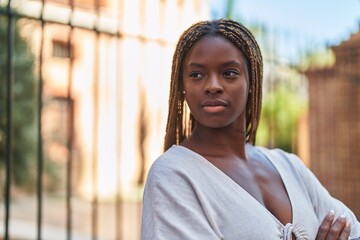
[4,0,209,239]
[306,31,360,217]
[17,0,210,201]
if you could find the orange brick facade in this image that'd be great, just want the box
[306,32,360,217]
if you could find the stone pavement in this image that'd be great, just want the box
[0,195,141,240]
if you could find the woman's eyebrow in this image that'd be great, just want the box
[186,61,242,68]
[186,62,205,68]
[221,60,242,67]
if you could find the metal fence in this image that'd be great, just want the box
[1,0,144,239]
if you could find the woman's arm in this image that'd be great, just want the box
[287,152,360,239]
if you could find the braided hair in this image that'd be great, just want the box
[164,19,263,151]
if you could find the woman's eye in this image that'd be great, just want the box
[189,72,202,78]
[224,70,239,77]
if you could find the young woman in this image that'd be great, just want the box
[141,19,360,240]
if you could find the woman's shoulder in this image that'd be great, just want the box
[150,145,189,169]
[146,145,197,182]
[250,144,308,173]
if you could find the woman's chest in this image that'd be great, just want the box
[206,154,293,225]
[201,180,319,239]
[194,158,319,239]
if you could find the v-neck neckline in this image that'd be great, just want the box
[175,144,295,227]
[256,146,295,226]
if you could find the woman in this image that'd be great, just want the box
[141,19,360,240]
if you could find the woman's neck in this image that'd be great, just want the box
[181,124,247,160]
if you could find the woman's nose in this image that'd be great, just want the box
[204,76,223,94]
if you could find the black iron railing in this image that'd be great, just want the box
[1,0,131,239]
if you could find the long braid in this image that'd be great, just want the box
[164,19,263,151]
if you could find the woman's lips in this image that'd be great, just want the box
[201,99,227,113]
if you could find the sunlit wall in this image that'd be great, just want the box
[20,0,210,201]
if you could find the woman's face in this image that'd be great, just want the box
[182,35,249,130]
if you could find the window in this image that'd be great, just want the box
[52,40,72,59]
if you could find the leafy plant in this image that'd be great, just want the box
[0,13,37,192]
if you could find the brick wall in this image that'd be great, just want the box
[306,32,360,217]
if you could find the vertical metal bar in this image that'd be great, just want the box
[66,1,75,238]
[66,97,74,240]
[37,0,46,239]
[91,36,99,240]
[114,2,123,239]
[4,0,14,238]
[92,1,101,238]
[115,30,123,240]
[66,29,74,240]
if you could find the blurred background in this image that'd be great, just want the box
[0,0,359,239]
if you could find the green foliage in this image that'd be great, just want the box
[298,47,335,71]
[0,13,37,191]
[257,83,307,152]
[224,0,236,19]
